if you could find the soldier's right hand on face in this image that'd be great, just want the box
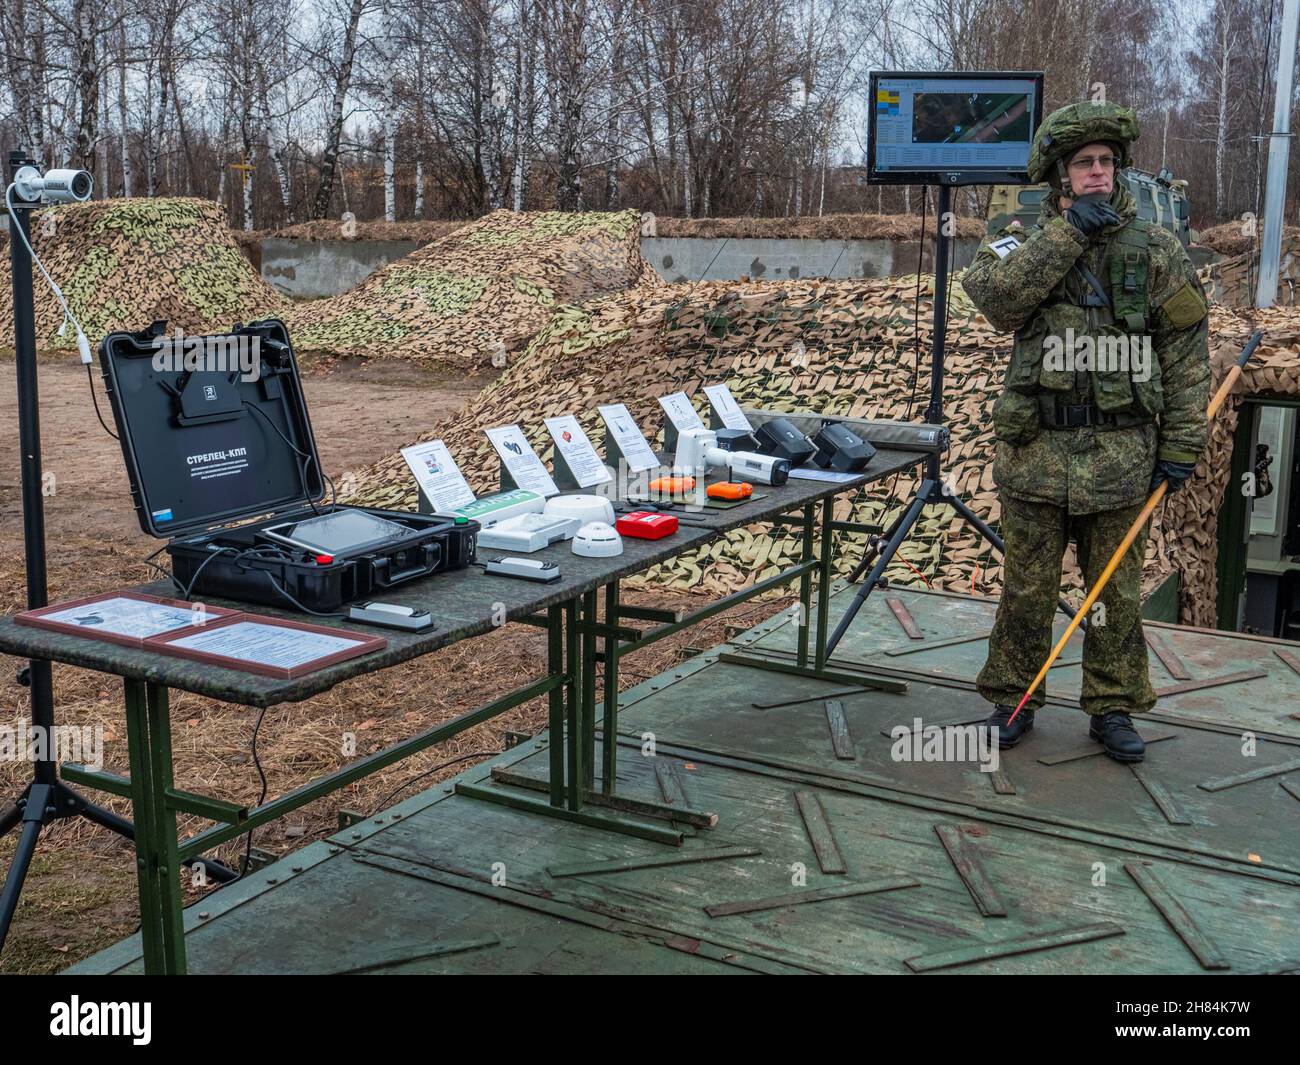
[1064,194,1122,236]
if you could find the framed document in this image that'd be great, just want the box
[146,615,387,679]
[16,592,242,649]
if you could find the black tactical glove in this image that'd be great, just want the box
[1150,459,1197,494]
[1064,194,1121,236]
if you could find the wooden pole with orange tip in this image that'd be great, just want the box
[1007,329,1264,724]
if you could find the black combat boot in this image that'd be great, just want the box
[1089,711,1146,762]
[985,703,1034,749]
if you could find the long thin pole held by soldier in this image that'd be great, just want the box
[1007,329,1265,725]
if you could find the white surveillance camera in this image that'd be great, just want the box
[13,165,93,204]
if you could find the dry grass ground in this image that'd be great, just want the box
[0,353,797,973]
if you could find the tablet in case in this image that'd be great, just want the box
[98,319,477,613]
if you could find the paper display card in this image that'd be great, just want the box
[703,383,754,431]
[787,467,863,483]
[545,415,612,488]
[485,425,559,497]
[657,392,705,433]
[400,440,477,513]
[149,616,386,679]
[598,404,661,473]
[16,592,243,649]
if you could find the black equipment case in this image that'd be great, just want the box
[99,319,477,613]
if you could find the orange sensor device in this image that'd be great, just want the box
[707,481,753,500]
[615,512,679,540]
[648,475,695,494]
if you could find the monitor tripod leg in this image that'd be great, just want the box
[0,786,50,952]
[72,790,237,883]
[0,802,19,839]
[848,505,909,584]
[826,488,931,656]
[77,795,135,837]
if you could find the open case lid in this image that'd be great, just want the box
[98,319,325,538]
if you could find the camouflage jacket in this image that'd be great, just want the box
[961,184,1210,514]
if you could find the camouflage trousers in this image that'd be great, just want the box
[976,493,1157,717]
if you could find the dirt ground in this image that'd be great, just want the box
[0,354,796,973]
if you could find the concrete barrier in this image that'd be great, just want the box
[643,236,982,282]
[255,234,1215,297]
[260,237,420,298]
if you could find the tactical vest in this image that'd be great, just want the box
[1005,218,1163,421]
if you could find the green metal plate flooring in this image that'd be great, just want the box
[70,586,1300,975]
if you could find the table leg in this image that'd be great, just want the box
[816,496,833,672]
[547,603,564,807]
[123,678,164,973]
[145,683,186,974]
[581,588,598,792]
[564,598,582,812]
[797,503,814,668]
[602,581,620,796]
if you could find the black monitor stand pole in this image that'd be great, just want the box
[825,183,1082,657]
[0,151,235,957]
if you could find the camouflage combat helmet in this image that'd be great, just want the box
[1026,101,1140,186]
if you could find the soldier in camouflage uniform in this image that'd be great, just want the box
[961,102,1211,762]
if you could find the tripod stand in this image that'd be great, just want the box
[0,151,140,950]
[0,151,238,957]
[825,183,1080,656]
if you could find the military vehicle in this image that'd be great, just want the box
[987,167,1192,246]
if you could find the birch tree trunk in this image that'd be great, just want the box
[381,0,397,221]
[414,0,428,218]
[30,11,49,163]
[98,62,110,191]
[312,0,367,220]
[116,13,132,196]
[513,0,536,211]
[3,0,42,158]
[258,61,293,222]
[73,0,100,172]
[1215,13,1230,220]
[604,1,624,209]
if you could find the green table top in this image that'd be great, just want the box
[0,449,925,707]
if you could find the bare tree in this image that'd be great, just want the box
[312,0,368,219]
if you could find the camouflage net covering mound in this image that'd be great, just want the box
[0,198,287,352]
[284,208,657,367]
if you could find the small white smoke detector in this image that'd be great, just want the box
[572,521,624,558]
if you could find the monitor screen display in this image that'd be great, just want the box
[869,72,1043,185]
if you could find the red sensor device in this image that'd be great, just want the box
[615,511,679,540]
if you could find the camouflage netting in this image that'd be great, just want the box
[0,198,287,352]
[1200,233,1300,310]
[350,274,1287,624]
[1146,307,1300,627]
[284,208,658,367]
